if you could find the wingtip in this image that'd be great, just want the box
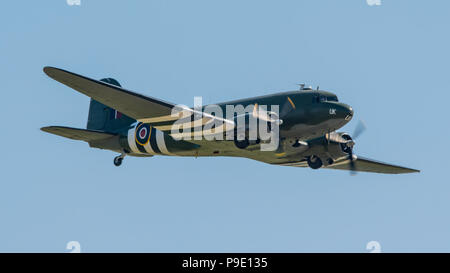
[396,167,420,174]
[404,168,420,174]
[40,126,59,133]
[43,66,56,76]
[40,126,51,132]
[43,66,79,81]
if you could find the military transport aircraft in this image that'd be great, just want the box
[41,67,419,174]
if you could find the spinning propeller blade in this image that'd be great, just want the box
[347,120,367,175]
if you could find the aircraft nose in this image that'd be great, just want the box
[335,103,353,121]
[345,105,353,121]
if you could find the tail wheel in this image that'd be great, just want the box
[307,155,323,169]
[113,156,123,166]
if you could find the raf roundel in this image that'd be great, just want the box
[135,123,151,146]
[139,127,147,138]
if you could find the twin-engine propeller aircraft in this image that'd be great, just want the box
[41,67,419,174]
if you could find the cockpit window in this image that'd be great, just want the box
[312,94,338,103]
[327,96,338,102]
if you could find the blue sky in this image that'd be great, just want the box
[0,0,449,252]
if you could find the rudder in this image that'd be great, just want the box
[86,78,135,133]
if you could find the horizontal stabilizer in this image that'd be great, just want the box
[41,126,116,142]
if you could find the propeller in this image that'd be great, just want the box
[348,144,357,175]
[352,120,367,140]
[347,120,366,175]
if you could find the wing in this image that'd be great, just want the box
[44,67,176,120]
[43,67,234,136]
[278,156,419,174]
[41,126,116,141]
[325,156,419,174]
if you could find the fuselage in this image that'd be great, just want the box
[104,88,355,167]
[215,89,354,140]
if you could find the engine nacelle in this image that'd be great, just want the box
[303,132,353,168]
[337,133,353,155]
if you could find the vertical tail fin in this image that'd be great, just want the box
[86,78,135,133]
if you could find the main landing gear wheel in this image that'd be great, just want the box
[307,155,323,169]
[113,152,126,167]
[234,138,249,149]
